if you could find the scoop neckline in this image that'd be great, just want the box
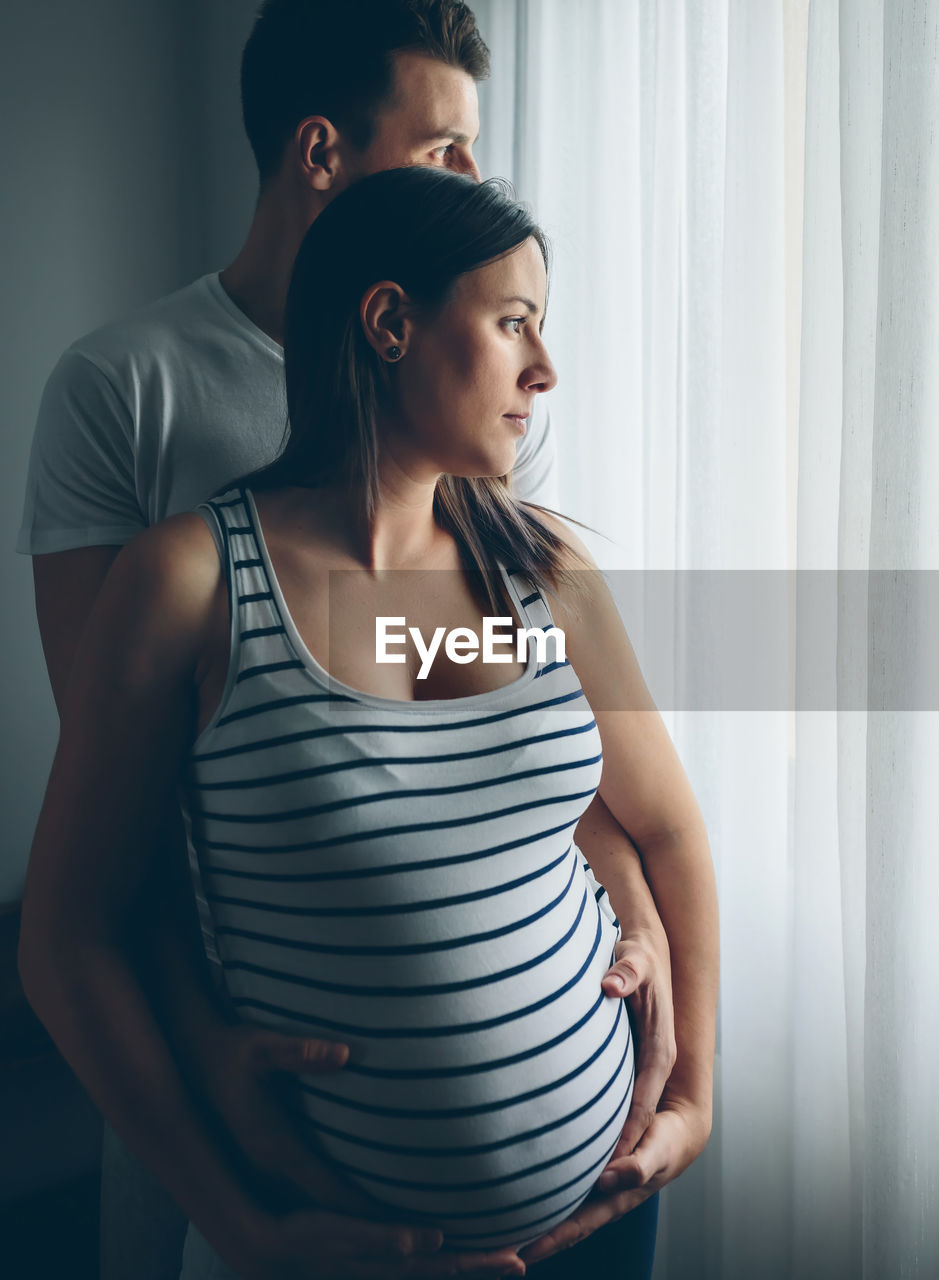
[243,488,540,714]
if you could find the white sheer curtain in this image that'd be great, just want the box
[473,2,939,1276]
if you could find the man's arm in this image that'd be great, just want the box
[33,548,122,713]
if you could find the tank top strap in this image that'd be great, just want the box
[197,486,297,678]
[498,562,570,678]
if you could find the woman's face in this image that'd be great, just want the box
[386,237,558,480]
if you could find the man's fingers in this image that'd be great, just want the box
[246,1029,350,1075]
[600,951,644,998]
[315,1216,524,1277]
[267,1211,449,1279]
[405,1248,526,1278]
[312,1215,444,1256]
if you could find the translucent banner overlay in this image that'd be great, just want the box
[323,569,939,711]
[598,570,938,712]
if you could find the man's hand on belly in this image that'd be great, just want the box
[191,1021,381,1213]
[600,933,677,1158]
[240,1207,527,1279]
[196,1024,530,1275]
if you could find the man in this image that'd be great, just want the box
[18,2,717,1277]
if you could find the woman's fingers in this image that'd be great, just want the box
[245,1028,350,1074]
[600,936,671,1004]
[595,1100,707,1194]
[519,1182,654,1266]
[599,944,644,998]
[518,1112,690,1266]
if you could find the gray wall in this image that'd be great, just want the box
[0,0,260,903]
[0,0,263,1204]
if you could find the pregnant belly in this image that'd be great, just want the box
[218,849,635,1248]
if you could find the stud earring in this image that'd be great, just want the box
[386,346,402,362]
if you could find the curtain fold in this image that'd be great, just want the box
[473,2,938,1275]
[861,1,939,1272]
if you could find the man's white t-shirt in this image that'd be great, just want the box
[17,272,558,554]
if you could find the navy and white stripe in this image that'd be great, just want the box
[181,487,634,1248]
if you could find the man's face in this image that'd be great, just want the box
[352,50,482,183]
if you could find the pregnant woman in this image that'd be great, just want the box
[20,168,714,1278]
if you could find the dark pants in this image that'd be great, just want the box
[525,1193,659,1280]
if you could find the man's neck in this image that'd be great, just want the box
[219,187,317,345]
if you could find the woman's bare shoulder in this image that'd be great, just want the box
[97,513,224,653]
[112,512,220,582]
[521,506,655,708]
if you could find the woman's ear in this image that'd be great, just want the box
[360,282,413,364]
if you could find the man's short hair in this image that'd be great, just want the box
[241,0,490,183]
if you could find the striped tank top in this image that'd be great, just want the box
[182,487,634,1249]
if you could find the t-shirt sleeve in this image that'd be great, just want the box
[510,396,559,510]
[16,348,145,554]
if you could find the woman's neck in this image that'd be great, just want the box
[277,479,453,574]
